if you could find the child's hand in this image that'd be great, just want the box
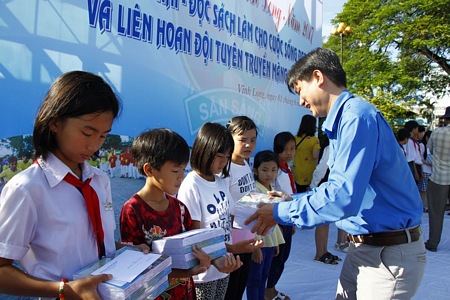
[251,248,263,264]
[212,253,243,273]
[274,246,280,257]
[292,226,297,235]
[231,238,264,254]
[190,245,211,275]
[133,243,150,254]
[66,274,112,299]
[268,190,292,201]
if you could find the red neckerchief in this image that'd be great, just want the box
[279,161,296,193]
[412,138,422,154]
[33,159,106,258]
[64,172,105,258]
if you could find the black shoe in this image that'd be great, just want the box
[425,243,437,252]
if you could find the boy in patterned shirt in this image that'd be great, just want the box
[120,129,238,299]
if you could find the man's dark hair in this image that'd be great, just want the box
[286,48,346,94]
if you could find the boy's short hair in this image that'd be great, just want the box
[273,131,295,154]
[131,128,189,175]
[190,122,234,178]
[404,120,419,132]
[396,128,410,142]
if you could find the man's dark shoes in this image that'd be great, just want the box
[425,242,437,252]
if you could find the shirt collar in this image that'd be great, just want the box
[37,152,96,188]
[322,89,354,135]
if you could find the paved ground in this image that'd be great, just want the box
[1,177,449,299]
[110,177,146,241]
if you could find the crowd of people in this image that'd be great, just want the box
[0,48,449,300]
[395,113,450,252]
[0,154,32,186]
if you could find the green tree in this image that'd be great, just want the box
[323,0,450,122]
[7,135,33,157]
[102,134,122,151]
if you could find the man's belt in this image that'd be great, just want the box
[348,226,421,247]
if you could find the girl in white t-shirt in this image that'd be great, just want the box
[0,71,149,298]
[178,122,261,300]
[224,115,258,299]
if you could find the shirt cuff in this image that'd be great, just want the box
[274,202,293,225]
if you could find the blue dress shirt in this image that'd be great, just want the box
[274,90,423,235]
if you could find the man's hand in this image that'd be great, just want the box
[245,203,277,235]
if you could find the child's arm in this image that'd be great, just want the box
[251,248,263,264]
[0,257,111,299]
[226,238,264,254]
[274,245,280,256]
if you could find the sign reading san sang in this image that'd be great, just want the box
[184,88,268,135]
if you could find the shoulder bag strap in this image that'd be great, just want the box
[296,136,307,149]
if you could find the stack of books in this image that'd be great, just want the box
[233,191,283,232]
[73,247,171,300]
[152,228,227,269]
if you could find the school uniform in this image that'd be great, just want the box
[0,153,116,280]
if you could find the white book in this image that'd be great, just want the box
[168,241,227,269]
[152,228,226,269]
[233,192,283,232]
[73,247,172,300]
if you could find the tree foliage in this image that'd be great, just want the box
[323,0,450,122]
[102,134,123,151]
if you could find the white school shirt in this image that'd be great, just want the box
[310,146,330,189]
[404,138,422,165]
[177,171,232,283]
[403,138,417,163]
[0,153,116,280]
[274,164,295,194]
[224,161,256,242]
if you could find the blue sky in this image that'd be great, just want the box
[322,0,347,40]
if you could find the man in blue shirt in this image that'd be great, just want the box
[246,48,426,299]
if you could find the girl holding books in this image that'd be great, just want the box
[224,116,259,300]
[246,150,285,300]
[0,71,132,298]
[178,122,262,300]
